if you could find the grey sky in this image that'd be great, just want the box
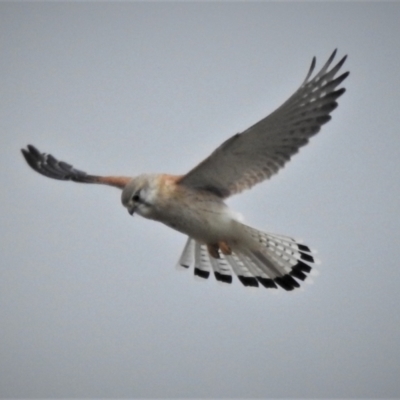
[1,2,400,398]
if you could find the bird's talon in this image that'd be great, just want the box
[207,243,220,259]
[219,241,232,255]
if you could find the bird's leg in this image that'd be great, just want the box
[219,241,232,256]
[207,243,220,259]
[207,241,232,259]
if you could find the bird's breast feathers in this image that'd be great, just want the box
[146,175,239,242]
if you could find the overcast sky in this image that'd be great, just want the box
[1,2,400,398]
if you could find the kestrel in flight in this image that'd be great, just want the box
[22,50,349,291]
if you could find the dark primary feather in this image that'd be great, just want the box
[178,50,349,198]
[21,145,99,183]
[21,145,131,189]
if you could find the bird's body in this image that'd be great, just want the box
[21,50,349,291]
[122,173,238,244]
[120,172,315,290]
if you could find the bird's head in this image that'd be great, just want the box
[121,174,158,218]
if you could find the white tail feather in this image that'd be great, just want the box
[177,224,317,291]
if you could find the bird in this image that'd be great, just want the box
[21,49,349,291]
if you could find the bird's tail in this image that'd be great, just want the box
[177,224,317,291]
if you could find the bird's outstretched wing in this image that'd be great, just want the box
[178,49,349,198]
[21,145,130,189]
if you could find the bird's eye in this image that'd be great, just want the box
[132,194,140,202]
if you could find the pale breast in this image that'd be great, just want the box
[154,180,239,243]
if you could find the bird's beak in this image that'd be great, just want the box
[128,206,136,216]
